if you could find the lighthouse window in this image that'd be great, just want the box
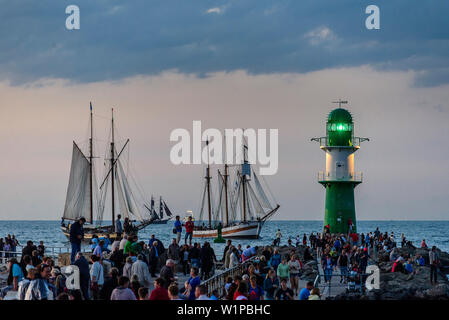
[328,123,352,132]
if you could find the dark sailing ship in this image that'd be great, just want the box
[144,196,173,224]
[193,140,280,239]
[61,104,156,242]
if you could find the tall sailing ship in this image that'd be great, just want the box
[61,104,155,242]
[144,196,173,224]
[193,141,280,239]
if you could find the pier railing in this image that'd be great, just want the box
[201,256,257,297]
[0,245,91,265]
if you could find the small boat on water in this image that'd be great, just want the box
[192,140,280,239]
[144,196,173,225]
[61,104,156,242]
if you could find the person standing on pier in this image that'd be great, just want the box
[275,229,282,246]
[115,214,123,235]
[70,217,85,264]
[429,246,440,284]
[185,267,201,300]
[73,252,90,300]
[185,216,194,246]
[174,216,183,244]
[168,238,180,267]
[149,241,160,277]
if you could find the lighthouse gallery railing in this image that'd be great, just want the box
[318,171,363,183]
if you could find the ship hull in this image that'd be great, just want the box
[151,219,170,225]
[61,226,121,243]
[61,219,155,243]
[193,221,262,239]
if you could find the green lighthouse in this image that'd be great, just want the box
[312,101,369,234]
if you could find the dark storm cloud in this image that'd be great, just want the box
[0,0,448,86]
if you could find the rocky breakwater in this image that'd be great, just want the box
[333,246,449,300]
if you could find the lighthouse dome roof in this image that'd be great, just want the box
[327,108,353,123]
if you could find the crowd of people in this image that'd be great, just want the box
[0,218,444,300]
[0,235,21,258]
[308,228,441,290]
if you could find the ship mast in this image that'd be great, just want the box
[110,108,116,227]
[224,164,229,227]
[206,140,212,229]
[242,143,247,223]
[89,102,94,224]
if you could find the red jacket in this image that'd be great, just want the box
[185,221,194,233]
[149,287,170,300]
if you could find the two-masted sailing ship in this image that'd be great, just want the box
[193,141,280,239]
[61,104,155,242]
[144,196,173,224]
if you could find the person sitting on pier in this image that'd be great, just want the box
[242,245,257,262]
[421,239,428,249]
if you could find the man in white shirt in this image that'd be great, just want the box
[111,237,121,252]
[119,235,128,251]
[131,254,151,288]
[195,285,210,300]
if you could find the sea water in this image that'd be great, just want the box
[1,220,448,257]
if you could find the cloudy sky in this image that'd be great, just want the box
[0,0,448,220]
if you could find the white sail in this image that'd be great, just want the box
[97,167,109,225]
[215,172,225,223]
[117,158,145,222]
[63,142,92,223]
[198,180,207,222]
[247,183,265,216]
[253,173,273,210]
